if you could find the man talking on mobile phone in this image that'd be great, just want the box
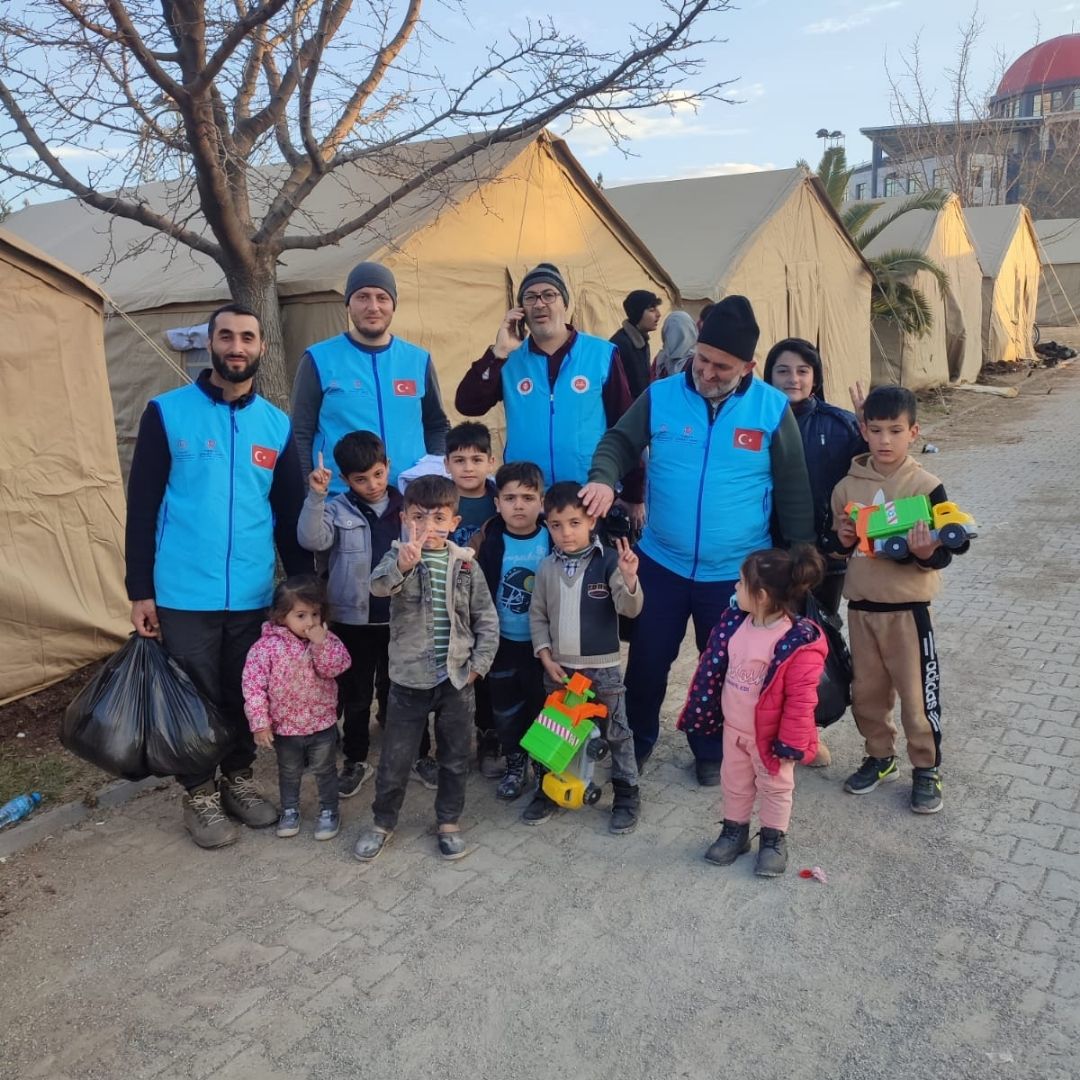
[455,263,643,522]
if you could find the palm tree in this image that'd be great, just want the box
[808,146,950,337]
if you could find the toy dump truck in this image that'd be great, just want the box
[520,672,609,809]
[846,495,977,561]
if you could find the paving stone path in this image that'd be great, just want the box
[1,367,1078,1080]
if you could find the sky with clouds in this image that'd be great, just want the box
[3,0,1077,203]
[561,0,1080,187]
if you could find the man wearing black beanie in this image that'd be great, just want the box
[582,294,815,784]
[610,289,662,400]
[290,260,449,493]
[455,262,642,506]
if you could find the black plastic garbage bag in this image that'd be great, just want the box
[60,635,235,780]
[804,594,853,729]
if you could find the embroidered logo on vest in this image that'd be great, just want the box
[393,379,417,396]
[571,376,590,393]
[733,428,764,451]
[517,377,534,395]
[252,445,278,470]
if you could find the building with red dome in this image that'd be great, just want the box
[850,34,1080,218]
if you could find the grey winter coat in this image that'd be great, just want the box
[370,540,499,690]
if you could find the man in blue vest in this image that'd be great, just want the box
[291,261,449,492]
[126,304,308,848]
[455,263,643,514]
[580,296,815,784]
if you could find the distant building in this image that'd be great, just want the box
[850,34,1080,218]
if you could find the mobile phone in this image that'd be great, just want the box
[513,317,527,339]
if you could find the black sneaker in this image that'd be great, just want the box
[496,752,530,801]
[694,759,723,787]
[754,827,788,877]
[843,755,899,794]
[911,767,943,814]
[704,820,751,865]
[338,760,372,799]
[411,757,439,790]
[521,788,556,826]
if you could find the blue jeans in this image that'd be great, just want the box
[624,551,734,764]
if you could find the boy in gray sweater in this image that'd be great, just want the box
[528,482,644,833]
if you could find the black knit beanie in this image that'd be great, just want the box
[517,263,569,306]
[345,261,397,307]
[623,289,662,325]
[697,294,759,363]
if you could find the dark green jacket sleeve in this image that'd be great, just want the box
[588,391,652,488]
[770,407,815,545]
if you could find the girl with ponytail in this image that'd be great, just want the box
[677,546,828,877]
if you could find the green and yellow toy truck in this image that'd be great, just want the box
[845,494,977,561]
[520,672,609,810]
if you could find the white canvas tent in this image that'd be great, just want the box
[0,229,129,703]
[1035,218,1080,327]
[859,194,984,389]
[964,205,1041,364]
[605,168,873,403]
[5,131,677,472]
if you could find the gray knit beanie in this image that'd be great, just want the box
[345,261,397,307]
[517,263,570,306]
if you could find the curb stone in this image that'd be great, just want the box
[0,776,170,860]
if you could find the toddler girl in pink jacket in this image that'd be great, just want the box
[678,547,827,877]
[242,575,351,841]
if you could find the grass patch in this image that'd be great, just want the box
[0,746,106,808]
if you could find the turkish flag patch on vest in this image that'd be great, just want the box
[733,428,764,451]
[251,445,278,469]
[393,379,417,396]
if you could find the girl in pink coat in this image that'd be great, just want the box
[678,547,827,877]
[242,576,351,841]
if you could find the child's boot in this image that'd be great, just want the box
[704,820,751,865]
[521,765,557,825]
[609,779,640,834]
[754,827,788,877]
[910,767,943,814]
[496,752,529,801]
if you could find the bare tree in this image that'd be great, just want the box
[0,0,735,404]
[879,7,1080,216]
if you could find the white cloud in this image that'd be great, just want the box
[729,82,766,102]
[608,162,776,185]
[558,98,747,158]
[804,2,901,35]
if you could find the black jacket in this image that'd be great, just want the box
[469,515,549,602]
[610,322,651,400]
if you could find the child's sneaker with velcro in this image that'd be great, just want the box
[910,767,943,814]
[843,755,899,794]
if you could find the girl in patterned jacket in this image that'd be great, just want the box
[678,547,827,877]
[242,576,351,842]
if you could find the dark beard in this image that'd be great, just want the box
[211,348,261,384]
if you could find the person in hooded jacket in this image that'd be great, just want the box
[651,311,697,381]
[764,338,866,617]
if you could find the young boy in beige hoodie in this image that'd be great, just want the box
[828,387,969,814]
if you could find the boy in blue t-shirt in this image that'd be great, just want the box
[446,421,497,547]
[469,461,550,800]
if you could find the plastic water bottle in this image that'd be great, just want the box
[0,792,42,828]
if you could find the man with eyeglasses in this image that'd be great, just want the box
[291,261,450,493]
[455,263,642,511]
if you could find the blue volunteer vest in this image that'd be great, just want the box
[640,374,789,582]
[307,334,429,491]
[501,333,613,487]
[152,383,292,610]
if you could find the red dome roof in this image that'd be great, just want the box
[995,34,1080,98]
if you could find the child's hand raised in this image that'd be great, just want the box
[907,519,940,561]
[397,522,423,572]
[306,622,328,646]
[615,537,639,588]
[309,451,332,496]
[253,728,274,749]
